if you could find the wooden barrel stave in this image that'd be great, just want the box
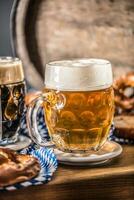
[11,0,134,89]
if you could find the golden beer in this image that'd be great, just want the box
[43,87,114,152]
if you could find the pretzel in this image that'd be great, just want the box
[0,148,40,187]
[113,72,134,114]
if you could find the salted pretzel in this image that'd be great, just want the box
[0,148,40,187]
[113,72,134,114]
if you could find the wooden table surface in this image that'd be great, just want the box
[1,145,134,200]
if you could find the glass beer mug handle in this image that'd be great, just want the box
[26,92,66,147]
[26,94,53,147]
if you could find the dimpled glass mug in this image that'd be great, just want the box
[27,59,114,154]
[0,57,26,145]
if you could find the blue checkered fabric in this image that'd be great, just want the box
[18,107,50,141]
[109,123,134,145]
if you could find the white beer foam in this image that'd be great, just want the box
[0,57,24,84]
[45,59,113,91]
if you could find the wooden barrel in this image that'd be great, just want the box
[11,0,134,89]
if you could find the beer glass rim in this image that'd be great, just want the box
[0,57,24,85]
[0,57,21,64]
[46,58,111,68]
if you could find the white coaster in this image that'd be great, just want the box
[0,135,31,151]
[54,141,122,166]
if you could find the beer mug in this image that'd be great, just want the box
[27,59,114,153]
[0,57,26,145]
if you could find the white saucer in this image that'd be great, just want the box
[0,135,31,151]
[54,141,122,166]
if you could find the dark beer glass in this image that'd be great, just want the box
[0,57,26,145]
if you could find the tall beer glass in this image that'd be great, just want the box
[27,59,114,153]
[0,57,26,145]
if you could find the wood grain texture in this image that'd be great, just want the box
[1,145,134,200]
[11,0,134,89]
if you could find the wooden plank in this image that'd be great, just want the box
[1,145,134,200]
